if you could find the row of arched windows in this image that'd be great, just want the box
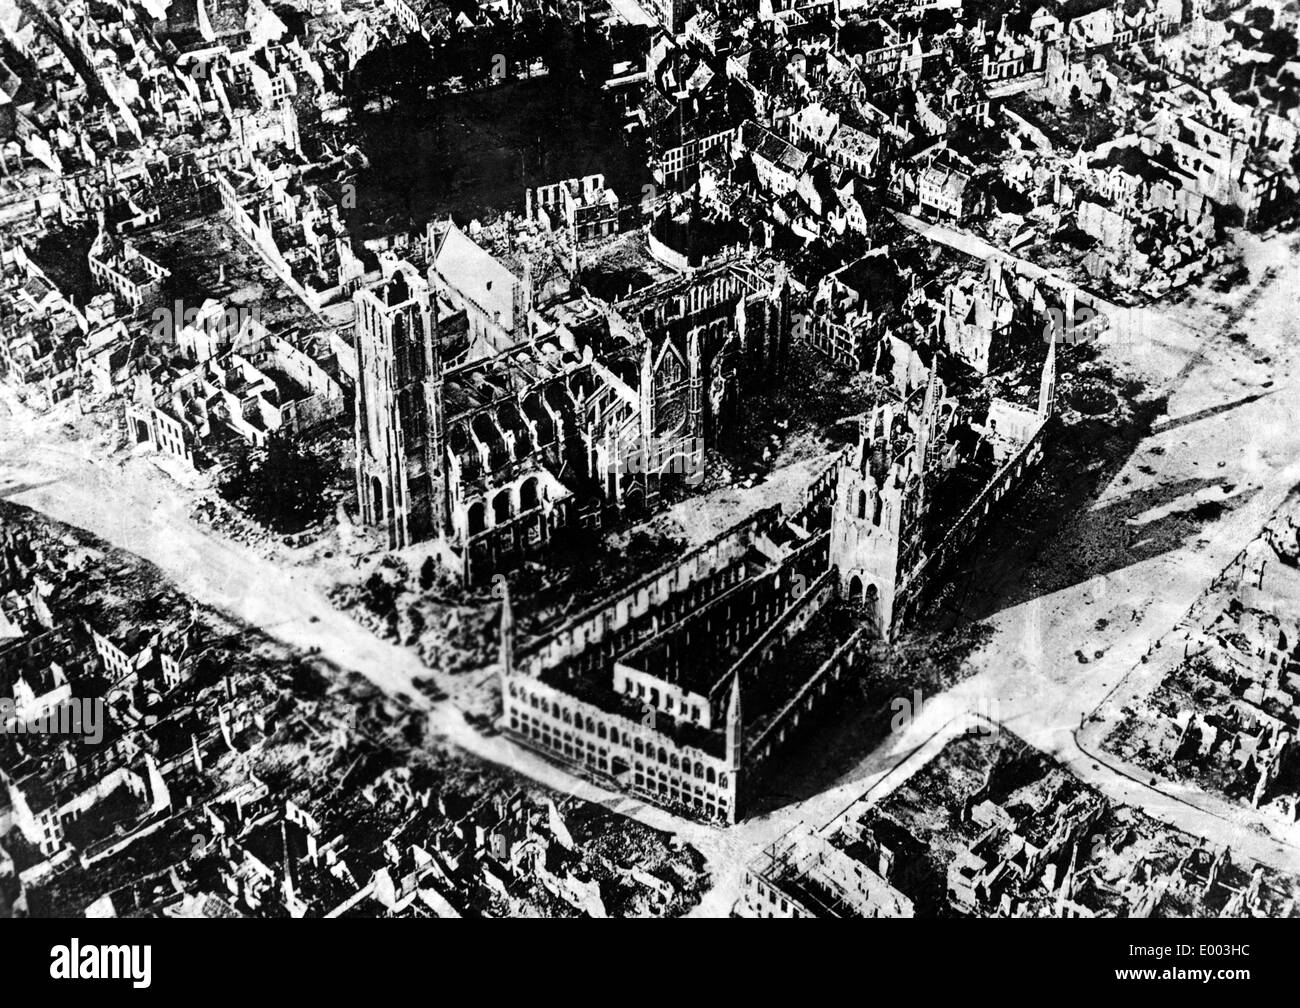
[506,682,724,788]
[465,477,544,536]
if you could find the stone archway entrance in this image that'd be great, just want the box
[864,582,883,637]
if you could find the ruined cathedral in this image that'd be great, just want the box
[352,232,798,582]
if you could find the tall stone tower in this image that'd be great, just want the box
[1038,326,1057,419]
[724,672,743,770]
[687,326,705,448]
[722,673,743,823]
[829,404,926,636]
[353,261,445,550]
[498,575,515,677]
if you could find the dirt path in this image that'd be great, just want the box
[808,230,1300,866]
[690,229,1300,910]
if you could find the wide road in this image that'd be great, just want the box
[0,388,728,854]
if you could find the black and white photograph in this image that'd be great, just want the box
[0,0,1295,976]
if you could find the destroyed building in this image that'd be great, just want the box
[352,241,798,581]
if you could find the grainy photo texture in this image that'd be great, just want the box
[0,0,1297,942]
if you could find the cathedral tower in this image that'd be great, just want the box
[353,261,446,549]
[829,404,926,636]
